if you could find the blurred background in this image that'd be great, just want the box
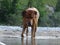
[0,0,60,27]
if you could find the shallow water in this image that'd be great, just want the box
[0,37,60,45]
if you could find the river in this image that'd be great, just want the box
[0,37,60,45]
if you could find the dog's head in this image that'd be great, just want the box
[22,10,37,19]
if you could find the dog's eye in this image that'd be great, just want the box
[34,11,37,15]
[29,14,31,15]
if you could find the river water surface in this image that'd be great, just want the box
[0,37,60,45]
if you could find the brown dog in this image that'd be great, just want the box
[21,7,40,37]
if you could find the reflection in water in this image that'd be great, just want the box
[21,38,24,45]
[26,38,28,45]
[31,38,36,45]
[21,38,29,45]
[21,38,36,45]
[0,37,60,45]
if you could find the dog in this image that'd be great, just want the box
[21,7,40,37]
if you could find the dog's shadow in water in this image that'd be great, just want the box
[21,37,36,45]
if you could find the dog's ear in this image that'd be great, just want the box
[22,10,26,17]
[34,11,37,15]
